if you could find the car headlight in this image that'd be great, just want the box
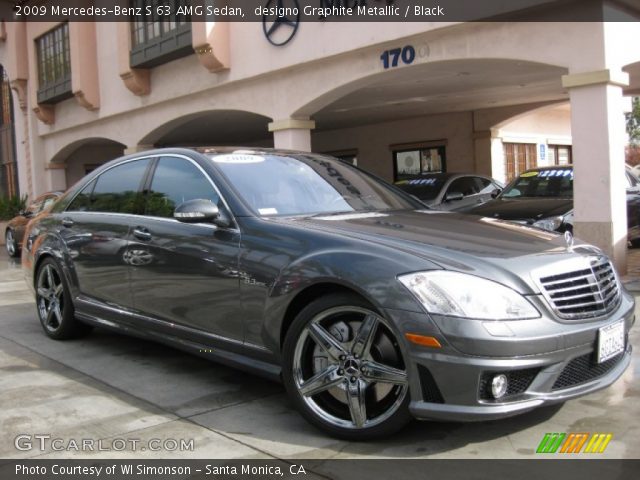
[532,216,563,232]
[398,271,540,320]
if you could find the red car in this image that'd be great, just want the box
[4,192,62,257]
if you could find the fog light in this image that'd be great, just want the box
[491,374,508,399]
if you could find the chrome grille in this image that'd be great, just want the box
[539,257,620,319]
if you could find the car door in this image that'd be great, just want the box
[59,158,151,310]
[127,155,243,342]
[441,176,482,211]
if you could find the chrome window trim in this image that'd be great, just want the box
[64,153,238,231]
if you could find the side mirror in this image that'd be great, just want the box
[490,188,502,199]
[174,199,229,227]
[444,191,464,202]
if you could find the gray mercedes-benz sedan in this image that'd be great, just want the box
[22,148,633,440]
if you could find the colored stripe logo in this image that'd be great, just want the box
[536,433,612,454]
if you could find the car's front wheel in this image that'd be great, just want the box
[35,258,92,339]
[282,293,412,440]
[5,229,19,257]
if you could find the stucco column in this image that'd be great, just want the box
[562,69,629,273]
[268,119,315,152]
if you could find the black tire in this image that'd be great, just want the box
[5,229,19,257]
[35,257,92,340]
[282,293,413,440]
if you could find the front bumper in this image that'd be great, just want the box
[386,289,635,422]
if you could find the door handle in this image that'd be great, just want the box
[133,227,152,241]
[62,217,74,228]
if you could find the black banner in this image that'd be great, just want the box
[1,460,639,480]
[0,0,639,22]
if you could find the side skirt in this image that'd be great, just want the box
[74,306,282,383]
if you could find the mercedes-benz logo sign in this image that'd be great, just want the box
[262,0,301,46]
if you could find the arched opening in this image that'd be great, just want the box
[50,138,126,188]
[297,58,569,182]
[139,110,273,148]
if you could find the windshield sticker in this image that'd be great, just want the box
[258,207,278,215]
[213,154,265,164]
[407,178,437,185]
[538,169,573,178]
[520,171,538,178]
[314,212,389,221]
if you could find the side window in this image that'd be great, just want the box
[88,159,150,214]
[448,177,479,197]
[145,157,219,218]
[475,177,495,194]
[67,180,95,212]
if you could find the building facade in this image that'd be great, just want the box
[1,1,639,269]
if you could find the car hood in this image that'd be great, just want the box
[284,209,598,294]
[468,197,573,222]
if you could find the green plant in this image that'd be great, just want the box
[0,194,28,221]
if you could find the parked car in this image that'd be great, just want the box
[395,173,503,212]
[23,148,633,439]
[4,191,62,257]
[469,165,640,246]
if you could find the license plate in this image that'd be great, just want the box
[597,321,625,363]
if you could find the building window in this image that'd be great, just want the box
[393,143,446,181]
[130,0,193,68]
[504,143,537,182]
[548,145,572,166]
[36,23,72,104]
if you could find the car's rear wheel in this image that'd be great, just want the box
[35,258,92,339]
[282,293,412,440]
[5,229,19,257]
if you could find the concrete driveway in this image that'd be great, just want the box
[0,250,638,460]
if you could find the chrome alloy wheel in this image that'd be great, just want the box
[5,230,16,256]
[292,306,408,430]
[36,264,65,332]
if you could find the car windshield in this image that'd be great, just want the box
[210,152,422,216]
[394,177,447,201]
[501,169,573,199]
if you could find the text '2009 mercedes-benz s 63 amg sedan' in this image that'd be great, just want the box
[22,148,633,439]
